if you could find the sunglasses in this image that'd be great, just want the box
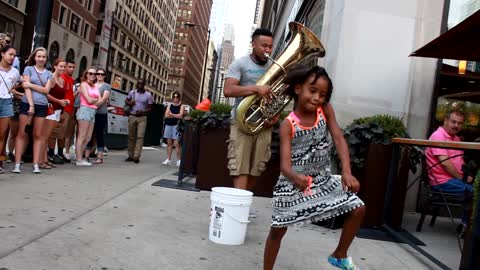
[87,72,96,76]
[173,96,180,98]
[5,40,11,44]
[96,73,105,76]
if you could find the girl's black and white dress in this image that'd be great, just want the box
[271,108,364,227]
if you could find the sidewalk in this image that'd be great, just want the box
[0,148,456,269]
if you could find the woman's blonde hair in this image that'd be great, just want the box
[26,47,48,66]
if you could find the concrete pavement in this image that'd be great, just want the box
[0,148,460,269]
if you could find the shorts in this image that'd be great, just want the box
[227,121,272,177]
[76,106,96,123]
[163,125,179,140]
[46,109,62,122]
[20,101,48,117]
[0,98,14,118]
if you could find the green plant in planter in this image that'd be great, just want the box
[186,103,233,130]
[343,114,421,173]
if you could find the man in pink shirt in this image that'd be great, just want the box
[425,109,473,234]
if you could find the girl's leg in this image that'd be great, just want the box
[264,227,288,270]
[32,116,46,166]
[174,139,181,161]
[332,205,366,259]
[85,122,95,152]
[75,120,89,162]
[42,120,58,165]
[8,119,19,157]
[0,117,10,161]
[166,138,173,160]
[14,114,31,165]
[95,114,107,161]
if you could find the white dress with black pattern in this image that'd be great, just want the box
[271,108,364,227]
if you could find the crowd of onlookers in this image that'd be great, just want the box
[0,33,112,174]
[1,32,187,174]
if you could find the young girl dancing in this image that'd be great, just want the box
[263,64,366,270]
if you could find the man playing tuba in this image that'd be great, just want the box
[224,28,279,216]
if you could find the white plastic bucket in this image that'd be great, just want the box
[209,187,253,245]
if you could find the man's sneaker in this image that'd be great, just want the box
[328,256,361,270]
[162,159,171,165]
[60,154,71,163]
[53,154,65,164]
[125,157,134,162]
[176,160,181,167]
[134,158,140,164]
[12,164,21,173]
[76,160,92,166]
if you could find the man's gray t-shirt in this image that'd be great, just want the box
[225,55,270,118]
[22,66,52,105]
[96,83,112,114]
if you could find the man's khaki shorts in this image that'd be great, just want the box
[227,121,272,177]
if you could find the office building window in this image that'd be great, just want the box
[70,14,81,33]
[58,6,67,25]
[83,24,90,39]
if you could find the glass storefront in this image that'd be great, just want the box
[431,0,480,141]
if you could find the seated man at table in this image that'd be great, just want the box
[425,108,473,236]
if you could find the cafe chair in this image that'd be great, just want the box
[416,158,466,232]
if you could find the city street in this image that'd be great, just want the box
[0,147,455,270]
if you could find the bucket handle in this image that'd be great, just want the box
[224,210,251,224]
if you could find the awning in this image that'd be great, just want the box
[410,10,480,61]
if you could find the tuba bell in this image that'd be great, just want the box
[235,22,325,135]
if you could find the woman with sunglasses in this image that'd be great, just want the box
[0,45,21,173]
[85,68,111,164]
[162,91,185,166]
[75,68,99,166]
[13,47,55,174]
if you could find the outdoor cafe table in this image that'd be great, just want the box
[385,138,480,270]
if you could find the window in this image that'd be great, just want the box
[66,49,75,63]
[96,20,103,35]
[83,24,90,39]
[79,57,87,76]
[86,0,93,11]
[70,13,81,33]
[58,6,67,25]
[49,42,60,65]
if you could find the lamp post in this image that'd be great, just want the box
[184,22,211,103]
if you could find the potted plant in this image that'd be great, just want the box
[341,114,421,229]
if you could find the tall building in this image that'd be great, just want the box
[94,0,178,103]
[203,40,218,100]
[254,0,265,26]
[48,0,101,78]
[0,0,27,51]
[167,0,213,106]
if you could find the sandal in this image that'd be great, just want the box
[40,163,52,169]
[328,256,361,270]
[93,158,103,164]
[47,161,56,168]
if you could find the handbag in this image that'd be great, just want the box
[123,90,135,116]
[34,68,55,116]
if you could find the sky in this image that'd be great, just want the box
[210,0,257,58]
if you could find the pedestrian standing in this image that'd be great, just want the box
[125,79,153,163]
[60,61,77,162]
[0,45,21,173]
[162,91,184,166]
[75,68,99,166]
[13,47,54,174]
[85,68,111,164]
[263,64,365,270]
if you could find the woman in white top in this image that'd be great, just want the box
[0,45,21,173]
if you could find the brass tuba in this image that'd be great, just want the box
[235,22,325,135]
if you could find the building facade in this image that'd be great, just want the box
[0,0,27,51]
[93,0,178,103]
[48,0,100,78]
[167,0,213,106]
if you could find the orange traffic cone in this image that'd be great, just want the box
[195,98,211,111]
